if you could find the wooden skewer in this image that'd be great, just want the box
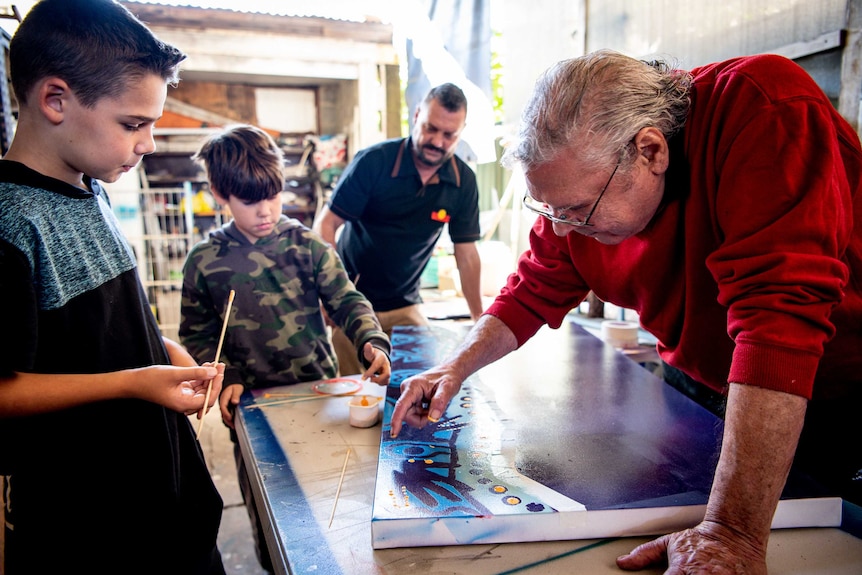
[263,392,320,398]
[196,289,235,440]
[328,447,351,528]
[248,390,363,409]
[246,395,331,409]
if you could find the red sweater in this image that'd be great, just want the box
[487,54,862,400]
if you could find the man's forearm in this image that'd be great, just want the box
[312,205,343,246]
[444,314,517,382]
[705,383,807,548]
[453,243,484,320]
[461,271,484,320]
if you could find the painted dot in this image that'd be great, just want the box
[491,485,507,494]
[424,459,433,464]
[503,496,522,505]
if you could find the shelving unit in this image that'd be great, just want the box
[137,152,218,342]
[280,135,323,228]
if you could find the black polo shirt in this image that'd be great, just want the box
[328,137,480,311]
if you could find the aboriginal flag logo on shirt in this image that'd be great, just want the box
[431,209,451,223]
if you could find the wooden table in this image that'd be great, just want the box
[236,322,862,574]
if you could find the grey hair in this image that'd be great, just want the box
[502,49,692,172]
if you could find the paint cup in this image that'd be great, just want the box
[348,395,380,428]
[600,320,640,349]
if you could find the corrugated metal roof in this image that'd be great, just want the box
[126,0,391,24]
[1,1,395,38]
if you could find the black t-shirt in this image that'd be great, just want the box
[0,160,223,573]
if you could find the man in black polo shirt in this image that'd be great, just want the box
[314,83,483,375]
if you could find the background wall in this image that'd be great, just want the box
[493,0,851,128]
[588,0,845,68]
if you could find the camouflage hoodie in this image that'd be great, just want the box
[180,215,389,389]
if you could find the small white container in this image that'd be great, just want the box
[348,396,380,428]
[601,320,640,349]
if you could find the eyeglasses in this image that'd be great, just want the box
[522,162,620,227]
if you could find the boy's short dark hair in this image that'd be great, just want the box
[192,124,285,203]
[10,0,186,107]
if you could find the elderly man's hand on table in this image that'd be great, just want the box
[617,383,807,574]
[617,520,767,574]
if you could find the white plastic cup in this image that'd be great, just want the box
[348,396,380,428]
[600,320,639,349]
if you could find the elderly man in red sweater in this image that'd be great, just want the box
[391,49,862,574]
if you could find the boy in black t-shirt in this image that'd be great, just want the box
[0,1,226,573]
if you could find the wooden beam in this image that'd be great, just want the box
[839,0,862,135]
[766,30,843,61]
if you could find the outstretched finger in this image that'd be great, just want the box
[388,393,410,438]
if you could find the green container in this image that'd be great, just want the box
[420,255,439,288]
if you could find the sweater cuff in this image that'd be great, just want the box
[728,339,821,399]
[358,336,391,368]
[223,366,245,388]
[484,300,546,348]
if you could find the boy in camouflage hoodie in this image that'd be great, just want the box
[180,124,390,572]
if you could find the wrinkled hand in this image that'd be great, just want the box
[132,362,224,415]
[616,520,767,575]
[219,383,245,429]
[361,342,391,385]
[389,364,464,438]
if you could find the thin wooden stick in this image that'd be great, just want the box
[196,289,235,440]
[328,448,351,528]
[246,395,331,409]
[248,389,362,410]
[263,392,320,398]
